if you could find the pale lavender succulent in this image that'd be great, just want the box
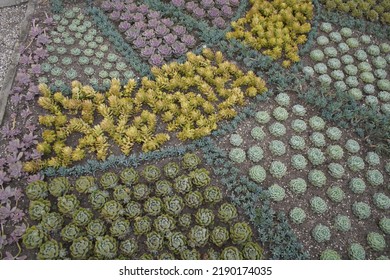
[133,37,147,49]
[172,42,187,56]
[216,0,229,6]
[150,38,162,48]
[193,7,206,18]
[201,0,214,8]
[208,7,221,18]
[161,18,174,27]
[141,46,155,58]
[148,18,160,28]
[36,34,50,46]
[148,11,161,19]
[109,10,121,21]
[19,55,31,65]
[149,54,164,66]
[157,44,172,57]
[212,17,226,28]
[113,1,125,11]
[101,1,113,11]
[156,25,170,37]
[134,21,147,31]
[16,72,30,85]
[171,0,185,7]
[120,11,133,22]
[143,29,156,39]
[173,25,187,36]
[230,0,239,6]
[0,171,10,186]
[126,3,138,13]
[125,28,140,40]
[34,48,48,60]
[182,34,196,47]
[31,64,41,75]
[221,5,234,17]
[119,21,131,32]
[164,33,178,45]
[186,1,198,10]
[133,12,145,22]
[138,4,149,15]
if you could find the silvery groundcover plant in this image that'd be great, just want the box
[0,0,389,260]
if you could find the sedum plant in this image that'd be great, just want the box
[218,203,238,223]
[269,161,287,179]
[229,148,246,163]
[366,169,384,186]
[379,217,390,235]
[110,218,130,239]
[124,201,142,219]
[61,223,81,242]
[48,177,70,197]
[37,240,60,260]
[308,170,327,188]
[101,200,123,222]
[249,165,266,183]
[26,181,48,200]
[22,226,45,249]
[229,134,243,146]
[291,154,308,170]
[166,232,187,254]
[203,186,222,204]
[178,214,192,229]
[41,212,64,232]
[89,190,109,210]
[327,186,345,203]
[211,226,230,247]
[86,219,106,238]
[119,238,138,257]
[57,194,80,216]
[120,168,139,186]
[113,186,131,204]
[134,216,152,236]
[289,135,306,150]
[269,140,286,156]
[188,225,209,247]
[347,156,365,172]
[144,197,163,216]
[100,172,119,189]
[327,145,344,160]
[94,235,118,259]
[251,126,266,141]
[142,165,161,183]
[75,176,96,194]
[352,202,371,220]
[373,193,390,210]
[145,231,164,252]
[242,242,263,260]
[133,184,151,201]
[248,146,264,162]
[73,208,93,227]
[185,191,203,209]
[29,199,51,221]
[310,196,328,214]
[182,153,201,171]
[164,195,184,216]
[289,178,307,195]
[230,222,252,245]
[190,168,210,187]
[70,237,92,259]
[163,162,180,179]
[195,208,215,227]
[174,175,193,194]
[220,246,242,260]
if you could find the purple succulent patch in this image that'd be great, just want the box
[148,11,161,20]
[126,3,138,13]
[30,64,41,75]
[212,17,226,28]
[155,25,170,37]
[113,1,125,11]
[142,29,156,39]
[0,171,11,186]
[182,34,196,48]
[149,53,164,67]
[193,7,206,18]
[119,21,131,32]
[186,1,198,10]
[149,38,162,48]
[221,5,234,17]
[109,10,121,21]
[157,44,172,58]
[125,27,140,40]
[34,48,48,60]
[101,1,113,12]
[138,4,149,15]
[172,0,185,7]
[15,71,30,86]
[172,42,187,56]
[172,25,187,36]
[163,33,178,45]
[161,18,174,27]
[230,0,239,6]
[140,46,155,58]
[201,0,214,8]
[133,37,147,49]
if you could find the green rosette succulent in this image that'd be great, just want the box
[180,249,201,260]
[158,253,175,260]
[249,165,266,183]
[268,184,285,202]
[190,168,211,187]
[41,212,64,232]
[142,165,161,182]
[120,239,138,257]
[195,208,215,227]
[367,232,386,252]
[242,242,263,260]
[110,218,130,239]
[230,134,243,146]
[29,199,51,221]
[164,195,184,216]
[348,243,365,260]
[124,201,142,219]
[57,194,80,216]
[334,215,351,232]
[289,207,306,224]
[26,180,48,200]
[185,191,204,209]
[94,235,118,259]
[101,200,123,222]
[133,184,150,201]
[174,175,193,194]
[154,214,176,234]
[75,176,96,194]
[145,231,164,252]
[310,196,328,214]
[379,217,390,235]
[144,197,163,216]
[203,186,223,204]
[60,223,81,242]
[207,248,221,260]
[37,240,60,260]
[327,186,345,203]
[70,237,92,259]
[218,203,238,223]
[139,253,153,260]
[178,214,192,228]
[182,153,201,170]
[373,193,390,210]
[163,162,180,179]
[188,225,209,247]
[210,226,229,247]
[119,168,139,186]
[155,180,173,197]
[22,226,45,249]
[320,249,341,260]
[100,172,119,189]
[113,185,131,204]
[134,216,152,235]
[73,207,93,227]
[221,246,243,260]
[167,231,187,253]
[312,224,331,243]
[269,161,287,179]
[89,190,110,210]
[86,219,106,238]
[352,202,371,220]
[48,177,71,197]
[229,148,246,163]
[230,222,252,244]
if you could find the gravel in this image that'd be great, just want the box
[0,4,27,92]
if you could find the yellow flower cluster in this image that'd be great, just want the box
[24,49,267,171]
[226,0,313,67]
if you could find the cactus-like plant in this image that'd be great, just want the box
[22,226,45,249]
[352,202,371,220]
[29,199,51,221]
[26,181,48,200]
[182,153,201,170]
[367,232,386,252]
[70,237,92,259]
[249,165,266,183]
[190,168,210,187]
[203,186,222,204]
[133,184,151,201]
[86,219,106,238]
[60,223,81,242]
[120,168,139,186]
[230,222,252,244]
[94,235,118,259]
[48,177,71,197]
[37,240,60,260]
[110,218,130,239]
[101,201,123,222]
[195,208,215,227]
[312,224,331,243]
[210,226,229,247]
[134,216,152,236]
[289,207,306,224]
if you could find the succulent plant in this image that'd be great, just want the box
[210,226,229,247]
[229,148,246,163]
[291,154,308,170]
[242,242,263,260]
[124,201,142,219]
[133,184,151,201]
[86,219,106,238]
[143,197,162,216]
[327,145,344,161]
[182,153,201,170]
[100,172,118,189]
[188,225,209,247]
[292,104,306,116]
[349,178,366,194]
[289,135,306,150]
[248,146,264,162]
[178,213,192,229]
[310,49,325,61]
[190,168,211,187]
[347,156,365,172]
[308,170,327,188]
[326,186,345,203]
[58,194,80,216]
[320,22,333,33]
[268,122,286,137]
[22,226,45,249]
[303,66,315,76]
[341,54,354,65]
[94,235,118,259]
[289,207,306,224]
[309,116,325,131]
[310,196,328,214]
[230,222,252,245]
[174,175,193,194]
[291,119,307,133]
[89,190,109,210]
[251,126,266,140]
[354,49,367,61]
[328,163,345,179]
[378,79,390,91]
[352,202,371,220]
[119,168,139,186]
[41,212,64,232]
[48,177,70,197]
[308,148,325,165]
[334,215,351,232]
[275,92,290,107]
[142,165,161,182]
[75,176,96,194]
[37,240,60,260]
[348,243,366,260]
[29,199,51,221]
[329,31,342,42]
[255,111,270,124]
[146,231,165,253]
[119,239,138,257]
[345,139,360,153]
[109,218,130,240]
[164,195,184,216]
[70,237,92,259]
[134,216,152,236]
[379,217,390,235]
[320,249,341,260]
[310,132,326,148]
[269,161,287,179]
[220,246,242,260]
[229,134,243,146]
[203,186,223,204]
[112,186,131,204]
[366,169,384,186]
[269,140,286,156]
[101,200,123,222]
[272,107,289,121]
[312,224,331,243]
[163,162,180,179]
[217,203,238,223]
[367,232,386,252]
[195,208,215,227]
[373,193,390,210]
[324,46,338,57]
[317,35,330,46]
[268,184,285,202]
[328,58,341,70]
[26,181,48,200]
